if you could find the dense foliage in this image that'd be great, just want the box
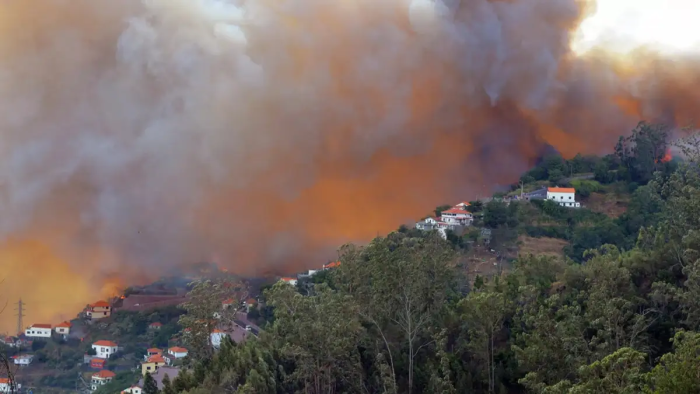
[165,126,700,394]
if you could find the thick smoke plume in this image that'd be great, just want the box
[0,0,698,331]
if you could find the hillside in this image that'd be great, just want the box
[3,121,696,394]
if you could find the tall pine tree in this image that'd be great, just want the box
[143,372,159,394]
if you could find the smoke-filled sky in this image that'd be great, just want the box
[0,0,699,332]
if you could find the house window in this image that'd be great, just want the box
[568,196,572,199]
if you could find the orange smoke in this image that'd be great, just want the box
[0,0,699,325]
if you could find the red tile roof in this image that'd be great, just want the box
[147,355,166,363]
[30,323,51,329]
[442,208,469,215]
[0,378,8,384]
[323,261,341,269]
[149,322,162,327]
[212,329,224,333]
[548,187,575,193]
[55,321,71,328]
[93,340,118,347]
[147,348,162,354]
[222,299,234,305]
[169,347,188,353]
[281,277,296,282]
[90,301,110,308]
[245,298,256,304]
[93,370,116,379]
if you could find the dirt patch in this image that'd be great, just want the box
[583,192,629,218]
[517,236,568,257]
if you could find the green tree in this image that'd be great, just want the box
[337,232,458,394]
[460,290,508,393]
[647,331,700,393]
[267,283,363,394]
[162,373,175,394]
[144,372,159,394]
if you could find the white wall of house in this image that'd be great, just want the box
[92,344,118,359]
[211,332,227,348]
[0,381,20,393]
[168,350,188,358]
[91,377,112,391]
[14,355,33,366]
[55,327,70,335]
[25,327,51,338]
[546,191,580,207]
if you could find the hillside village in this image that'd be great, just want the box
[0,175,615,394]
[0,123,686,394]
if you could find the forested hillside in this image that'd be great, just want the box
[157,123,700,394]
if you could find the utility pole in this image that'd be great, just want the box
[15,298,25,335]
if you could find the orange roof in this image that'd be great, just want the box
[442,208,469,215]
[222,299,234,305]
[93,370,116,379]
[169,346,188,353]
[281,277,296,282]
[93,340,118,347]
[323,261,341,269]
[245,298,257,304]
[149,322,162,326]
[0,378,8,384]
[30,323,51,329]
[548,187,575,193]
[147,355,165,363]
[55,321,71,328]
[90,301,110,308]
[91,358,105,363]
[147,348,162,354]
[212,328,223,333]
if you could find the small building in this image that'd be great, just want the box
[91,370,116,391]
[148,322,162,330]
[87,301,112,320]
[25,323,52,338]
[546,187,580,208]
[12,354,33,366]
[244,298,257,312]
[279,277,298,286]
[440,208,473,227]
[144,348,162,361]
[54,321,71,335]
[168,346,188,359]
[92,340,118,359]
[121,385,143,394]
[323,261,340,270]
[416,217,439,231]
[90,358,106,369]
[0,378,20,393]
[141,354,166,376]
[210,329,227,348]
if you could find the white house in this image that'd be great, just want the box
[546,187,580,208]
[168,346,188,359]
[210,329,227,348]
[55,321,71,335]
[13,354,33,366]
[279,277,298,286]
[92,340,118,359]
[121,385,143,394]
[440,208,473,227]
[25,323,52,338]
[0,378,20,393]
[91,370,116,391]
